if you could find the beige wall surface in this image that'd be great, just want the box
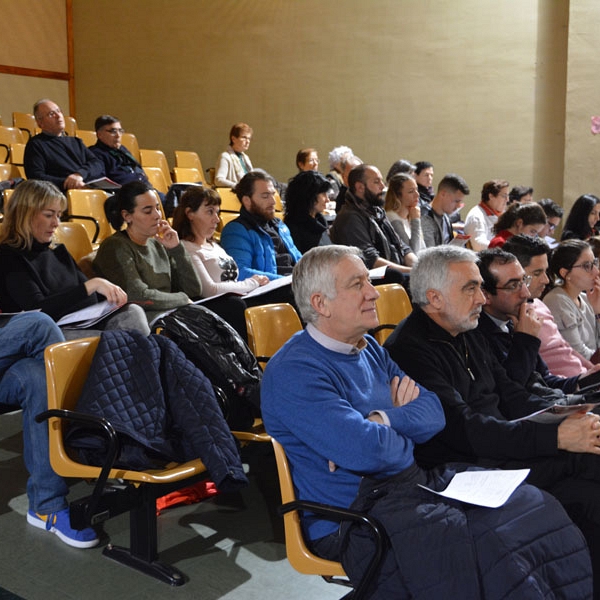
[75,1,569,210]
[0,0,70,126]
[0,0,68,72]
[563,0,600,214]
[0,74,69,125]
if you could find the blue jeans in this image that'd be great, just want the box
[0,313,69,513]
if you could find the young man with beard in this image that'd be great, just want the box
[330,165,415,282]
[220,170,302,281]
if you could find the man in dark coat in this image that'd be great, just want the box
[24,99,105,192]
[385,244,600,598]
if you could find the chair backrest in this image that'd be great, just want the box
[271,438,346,576]
[244,303,302,367]
[12,112,37,140]
[121,132,140,162]
[76,129,97,147]
[45,337,102,479]
[373,284,412,344]
[67,189,114,244]
[8,142,26,177]
[216,187,241,212]
[2,188,14,207]
[140,149,172,186]
[0,162,21,181]
[64,116,77,137]
[174,150,209,186]
[145,166,170,195]
[0,126,25,162]
[172,166,202,184]
[217,211,239,232]
[53,221,94,262]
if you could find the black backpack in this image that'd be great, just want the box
[154,304,261,430]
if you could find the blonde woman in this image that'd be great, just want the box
[0,179,148,336]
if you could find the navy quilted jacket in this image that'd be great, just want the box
[75,330,248,492]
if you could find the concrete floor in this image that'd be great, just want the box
[0,410,345,600]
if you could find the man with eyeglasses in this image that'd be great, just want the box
[503,235,598,380]
[385,245,600,594]
[538,198,564,249]
[24,99,105,192]
[89,115,150,186]
[477,247,599,401]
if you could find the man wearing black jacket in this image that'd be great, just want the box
[385,245,600,596]
[477,247,586,399]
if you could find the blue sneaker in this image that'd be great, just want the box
[27,509,99,549]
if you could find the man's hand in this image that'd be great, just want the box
[557,412,600,454]
[63,173,85,190]
[390,375,420,407]
[512,302,542,337]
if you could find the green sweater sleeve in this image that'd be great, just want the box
[93,232,202,311]
[166,242,203,300]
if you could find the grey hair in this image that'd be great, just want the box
[33,98,55,118]
[411,246,478,307]
[328,146,354,172]
[292,245,363,325]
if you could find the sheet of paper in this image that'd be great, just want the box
[369,266,388,279]
[510,402,600,424]
[56,301,119,327]
[243,274,292,298]
[418,468,530,508]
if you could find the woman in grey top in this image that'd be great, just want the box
[384,173,425,253]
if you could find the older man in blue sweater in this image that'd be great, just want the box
[261,245,592,599]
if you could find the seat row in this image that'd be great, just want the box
[0,112,215,197]
[40,290,410,591]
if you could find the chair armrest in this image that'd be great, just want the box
[279,499,386,598]
[35,408,120,523]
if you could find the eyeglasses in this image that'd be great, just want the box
[103,128,124,135]
[571,258,599,273]
[42,109,62,119]
[496,275,532,292]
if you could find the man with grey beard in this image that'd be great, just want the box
[330,164,415,284]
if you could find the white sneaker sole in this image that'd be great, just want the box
[27,512,99,549]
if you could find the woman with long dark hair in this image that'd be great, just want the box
[284,170,332,253]
[488,203,546,248]
[544,239,600,363]
[561,194,600,241]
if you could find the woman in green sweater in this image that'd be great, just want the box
[94,181,202,324]
[94,181,248,336]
